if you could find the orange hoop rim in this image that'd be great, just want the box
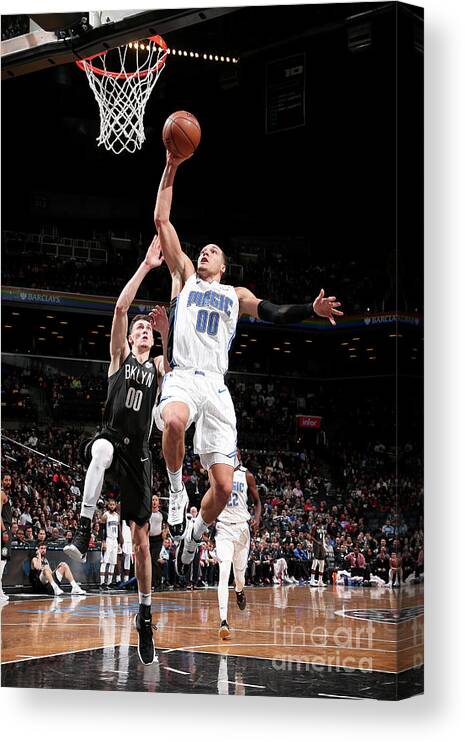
[75,34,168,80]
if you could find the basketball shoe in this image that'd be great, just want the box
[134,610,158,665]
[64,516,91,562]
[175,516,199,575]
[219,620,231,640]
[235,590,246,610]
[168,484,189,541]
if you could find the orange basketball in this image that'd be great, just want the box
[162,110,201,158]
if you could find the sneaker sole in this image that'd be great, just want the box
[219,625,231,640]
[133,614,158,665]
[63,544,87,563]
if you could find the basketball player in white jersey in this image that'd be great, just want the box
[215,449,261,639]
[153,149,343,574]
[100,499,120,590]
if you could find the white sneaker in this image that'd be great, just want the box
[0,592,9,602]
[54,586,64,596]
[71,585,87,595]
[168,485,189,540]
[292,577,299,584]
[175,517,197,575]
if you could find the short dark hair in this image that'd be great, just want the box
[129,314,151,335]
[220,248,228,268]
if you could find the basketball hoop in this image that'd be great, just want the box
[76,35,168,154]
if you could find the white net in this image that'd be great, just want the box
[77,36,168,155]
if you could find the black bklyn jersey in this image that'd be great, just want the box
[102,352,157,451]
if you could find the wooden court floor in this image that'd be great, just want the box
[1,584,424,699]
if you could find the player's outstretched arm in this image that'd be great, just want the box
[154,150,195,282]
[109,236,164,375]
[247,471,262,535]
[150,305,171,375]
[235,287,343,326]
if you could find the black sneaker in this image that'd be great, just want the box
[100,583,110,591]
[218,620,231,640]
[63,516,91,562]
[235,590,247,610]
[134,612,157,665]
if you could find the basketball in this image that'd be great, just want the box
[162,110,201,158]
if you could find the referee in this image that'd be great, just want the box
[149,495,167,590]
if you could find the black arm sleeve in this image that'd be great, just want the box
[257,300,313,325]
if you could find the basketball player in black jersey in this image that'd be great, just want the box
[64,235,168,665]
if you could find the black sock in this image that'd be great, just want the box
[79,515,91,529]
[139,603,151,620]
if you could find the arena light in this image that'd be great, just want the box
[97,324,105,328]
[51,331,59,335]
[349,354,357,358]
[240,344,247,348]
[11,311,20,315]
[235,351,242,355]
[369,356,376,360]
[91,330,98,334]
[284,350,291,354]
[59,321,68,325]
[40,326,46,330]
[4,324,12,328]
[273,347,280,351]
[349,347,356,351]
[241,333,248,337]
[352,337,360,341]
[341,342,349,346]
[250,338,257,342]
[305,339,312,343]
[46,315,55,319]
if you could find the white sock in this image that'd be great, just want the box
[55,569,63,583]
[218,562,231,622]
[51,580,60,594]
[139,592,151,607]
[193,513,211,541]
[100,573,106,584]
[0,560,6,586]
[106,566,114,584]
[81,439,114,520]
[71,580,78,589]
[167,466,183,492]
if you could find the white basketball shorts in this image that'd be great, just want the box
[154,368,238,469]
[102,541,118,566]
[215,521,250,574]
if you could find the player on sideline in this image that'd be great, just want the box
[152,149,343,575]
[215,449,261,639]
[99,498,120,590]
[64,236,167,665]
[310,517,327,587]
[1,475,13,601]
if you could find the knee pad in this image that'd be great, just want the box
[91,438,114,469]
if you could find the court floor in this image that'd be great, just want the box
[1,584,423,700]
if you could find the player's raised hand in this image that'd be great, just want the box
[144,235,164,269]
[165,149,192,167]
[312,289,344,326]
[149,305,169,337]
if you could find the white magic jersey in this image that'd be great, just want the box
[217,466,250,525]
[106,512,119,541]
[168,273,239,376]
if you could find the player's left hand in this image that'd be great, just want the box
[250,519,259,535]
[149,305,169,336]
[312,289,344,326]
[144,235,165,269]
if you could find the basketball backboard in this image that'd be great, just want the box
[1,7,240,79]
